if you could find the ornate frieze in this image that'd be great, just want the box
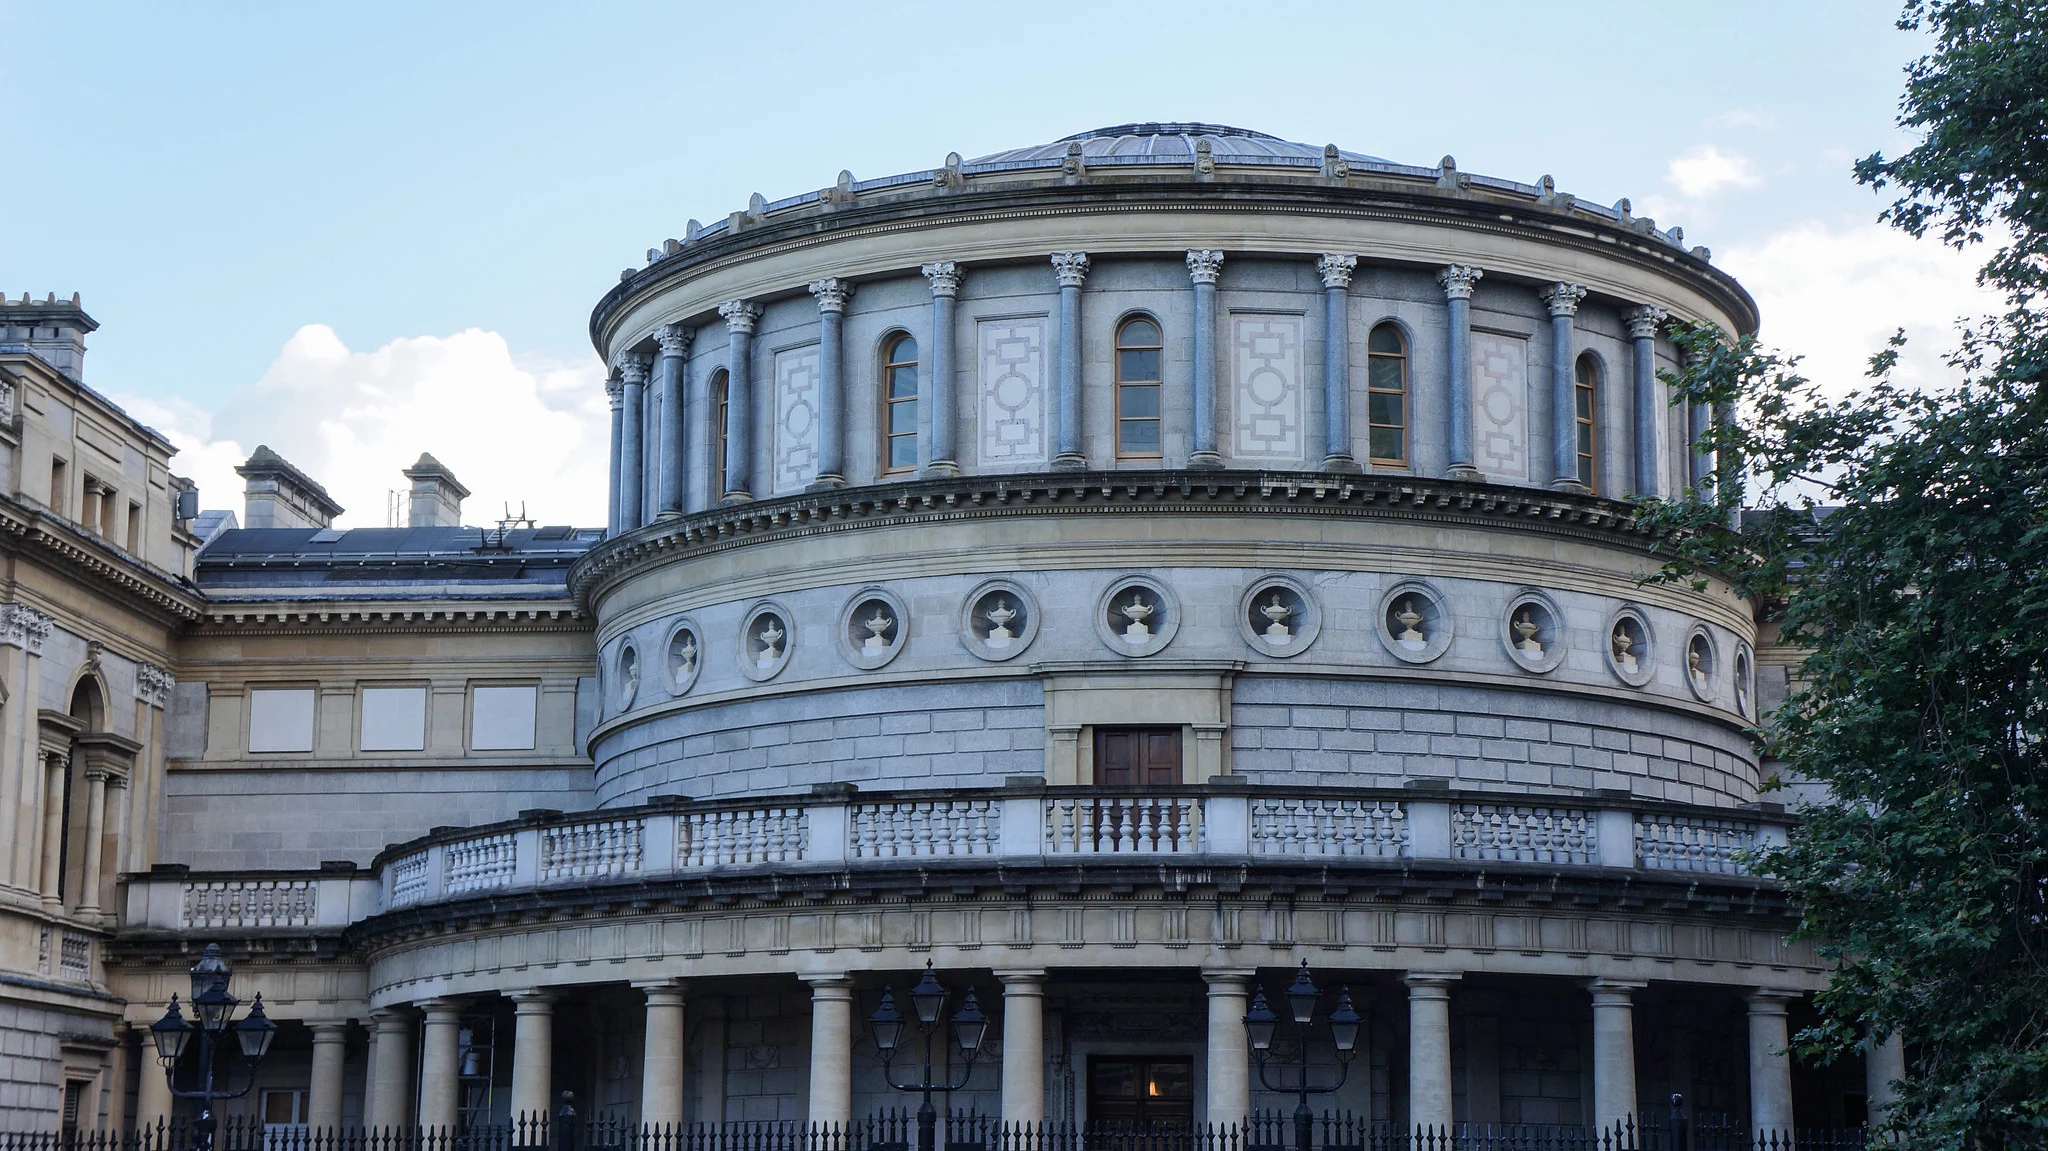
[0,603,53,654]
[135,661,174,708]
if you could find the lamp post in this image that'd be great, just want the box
[1243,961,1360,1151]
[149,943,278,1151]
[868,962,989,1151]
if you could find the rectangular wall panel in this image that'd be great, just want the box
[1230,314,1304,464]
[1472,331,1530,482]
[772,344,821,495]
[977,318,1047,465]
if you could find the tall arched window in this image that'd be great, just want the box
[710,369,730,495]
[882,334,919,475]
[1574,353,1599,491]
[1115,317,1163,460]
[1367,323,1408,466]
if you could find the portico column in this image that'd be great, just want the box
[1745,990,1797,1138]
[1540,282,1588,489]
[1187,250,1225,468]
[719,300,762,502]
[368,1009,416,1130]
[1203,968,1254,1130]
[39,751,66,906]
[638,981,687,1129]
[605,375,625,535]
[1624,306,1668,497]
[1318,254,1360,472]
[418,998,464,1131]
[807,279,853,489]
[1050,252,1090,469]
[1866,1030,1904,1126]
[1438,265,1483,479]
[508,990,554,1125]
[921,262,963,477]
[655,325,693,517]
[618,352,650,528]
[136,1026,175,1131]
[308,1021,350,1131]
[801,974,854,1130]
[1588,980,1646,1131]
[1405,972,1460,1132]
[996,970,1046,1128]
[76,769,108,917]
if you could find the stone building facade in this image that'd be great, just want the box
[0,125,1897,1139]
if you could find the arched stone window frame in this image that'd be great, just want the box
[1113,313,1165,462]
[1365,317,1414,468]
[1573,351,1606,492]
[878,330,920,476]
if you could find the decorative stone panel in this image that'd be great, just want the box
[772,344,821,494]
[1472,332,1530,482]
[1230,314,1304,463]
[977,318,1048,465]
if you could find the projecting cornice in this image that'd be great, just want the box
[0,494,204,623]
[192,600,586,634]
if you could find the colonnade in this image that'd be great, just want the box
[605,253,1693,537]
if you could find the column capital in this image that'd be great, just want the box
[134,662,174,708]
[370,1007,414,1033]
[1744,988,1800,1012]
[307,1019,353,1037]
[1050,251,1091,288]
[719,298,763,333]
[1403,971,1462,994]
[655,323,694,358]
[605,374,623,408]
[507,988,556,1007]
[809,278,856,312]
[1316,253,1358,290]
[1437,264,1484,300]
[1587,978,1648,1005]
[1540,282,1589,317]
[1201,966,1257,988]
[417,997,466,1022]
[798,972,855,992]
[616,351,652,385]
[994,968,1048,988]
[633,978,687,1005]
[919,262,963,299]
[0,603,52,655]
[1623,305,1669,340]
[1186,249,1225,285]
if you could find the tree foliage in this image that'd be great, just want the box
[1635,3,2048,1146]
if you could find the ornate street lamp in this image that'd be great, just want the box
[868,963,987,1151]
[1243,961,1359,1151]
[151,944,276,1151]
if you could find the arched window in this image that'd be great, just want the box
[1367,323,1408,465]
[882,334,919,475]
[1574,354,1599,490]
[710,369,731,495]
[1115,317,1163,460]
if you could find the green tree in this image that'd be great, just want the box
[1637,3,2048,1146]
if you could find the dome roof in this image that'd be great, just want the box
[970,122,1389,167]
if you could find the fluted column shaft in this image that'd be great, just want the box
[1625,307,1667,497]
[808,280,852,488]
[618,354,649,528]
[308,1021,350,1130]
[419,998,464,1131]
[605,377,624,535]
[1319,254,1360,471]
[802,975,854,1130]
[39,753,65,905]
[509,990,554,1125]
[1051,253,1089,468]
[368,1009,416,1130]
[1439,266,1482,477]
[997,970,1046,1128]
[720,301,761,502]
[1203,969,1252,1130]
[1542,283,1588,488]
[656,325,692,517]
[1188,250,1224,467]
[639,981,688,1129]
[1746,990,1796,1137]
[1406,972,1460,1131]
[1589,981,1645,1131]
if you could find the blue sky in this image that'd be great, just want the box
[1,1,1996,527]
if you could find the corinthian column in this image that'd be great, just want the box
[807,279,853,489]
[1624,306,1668,498]
[1050,252,1090,469]
[1187,250,1225,468]
[922,262,963,477]
[1540,282,1589,489]
[605,374,624,535]
[718,300,762,503]
[1318,254,1360,472]
[617,352,651,527]
[1438,265,1483,479]
[655,324,693,517]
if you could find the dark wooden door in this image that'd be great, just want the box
[1088,1056,1195,1133]
[1094,726,1182,785]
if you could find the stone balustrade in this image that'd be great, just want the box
[121,870,383,932]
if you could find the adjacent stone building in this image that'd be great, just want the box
[0,126,1896,1140]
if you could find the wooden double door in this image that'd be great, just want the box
[1093,726,1182,785]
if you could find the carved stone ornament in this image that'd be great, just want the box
[655,324,694,358]
[0,604,53,654]
[1624,305,1670,341]
[1186,250,1225,286]
[1322,143,1349,180]
[0,375,14,423]
[1194,138,1215,177]
[1316,253,1358,291]
[808,278,855,313]
[718,299,762,334]
[1437,264,1483,300]
[1062,141,1085,178]
[135,662,174,708]
[920,262,963,299]
[1050,252,1090,289]
[604,374,624,407]
[1539,282,1589,317]
[616,351,652,384]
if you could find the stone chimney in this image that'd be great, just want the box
[0,293,98,380]
[236,445,344,529]
[402,453,469,528]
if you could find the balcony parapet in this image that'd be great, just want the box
[119,864,383,934]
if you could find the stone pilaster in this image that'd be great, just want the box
[718,301,762,503]
[1540,282,1589,490]
[1438,266,1484,479]
[1187,250,1225,468]
[807,279,854,490]
[1624,306,1668,497]
[1405,972,1460,1131]
[1318,254,1360,472]
[38,750,66,906]
[921,263,962,478]
[617,353,651,528]
[1050,253,1090,469]
[655,325,694,518]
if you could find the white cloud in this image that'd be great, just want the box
[1667,144,1764,199]
[1718,221,2003,397]
[1704,108,1777,131]
[116,325,609,530]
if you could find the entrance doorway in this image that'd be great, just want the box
[1087,1056,1195,1133]
[1092,727,1182,785]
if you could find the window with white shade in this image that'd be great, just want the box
[359,686,427,752]
[470,685,538,751]
[248,688,316,753]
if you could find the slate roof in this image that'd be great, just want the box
[195,525,601,597]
